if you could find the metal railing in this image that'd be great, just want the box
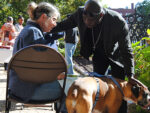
[124,13,150,43]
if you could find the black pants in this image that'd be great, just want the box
[92,54,127,113]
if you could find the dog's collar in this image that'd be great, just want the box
[89,72,124,97]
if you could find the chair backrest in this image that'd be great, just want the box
[7,44,67,83]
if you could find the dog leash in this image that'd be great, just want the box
[89,72,124,97]
[92,77,100,111]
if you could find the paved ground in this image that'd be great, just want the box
[0,64,7,113]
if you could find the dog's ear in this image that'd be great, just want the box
[131,85,141,98]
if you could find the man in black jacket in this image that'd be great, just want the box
[52,0,134,112]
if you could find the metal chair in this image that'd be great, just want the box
[5,44,67,113]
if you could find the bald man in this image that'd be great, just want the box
[51,0,134,112]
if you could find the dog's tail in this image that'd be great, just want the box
[66,86,93,113]
[66,87,79,113]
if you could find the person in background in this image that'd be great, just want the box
[8,15,25,46]
[15,15,24,33]
[51,0,134,113]
[65,15,79,75]
[0,16,16,46]
[9,2,67,113]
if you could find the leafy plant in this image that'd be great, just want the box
[0,0,86,26]
[58,38,65,56]
[58,38,81,57]
[132,37,150,88]
[131,37,150,113]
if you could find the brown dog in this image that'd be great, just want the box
[66,76,150,113]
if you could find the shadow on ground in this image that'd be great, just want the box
[0,100,23,112]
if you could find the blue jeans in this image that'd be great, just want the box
[65,43,77,75]
[31,81,61,100]
[30,81,68,113]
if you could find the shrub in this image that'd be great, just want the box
[58,38,81,57]
[132,37,150,88]
[131,37,150,113]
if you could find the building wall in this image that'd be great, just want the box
[110,3,135,17]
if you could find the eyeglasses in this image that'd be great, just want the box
[83,10,100,17]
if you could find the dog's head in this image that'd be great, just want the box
[128,78,150,109]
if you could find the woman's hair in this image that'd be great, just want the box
[27,2,60,20]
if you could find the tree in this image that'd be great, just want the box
[136,0,150,17]
[0,0,86,26]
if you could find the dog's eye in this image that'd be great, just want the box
[131,85,140,98]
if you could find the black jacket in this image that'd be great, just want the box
[65,27,79,44]
[52,7,134,77]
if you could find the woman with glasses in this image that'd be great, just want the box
[9,2,67,113]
